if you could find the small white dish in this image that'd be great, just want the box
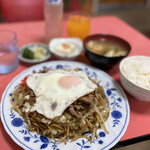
[19,43,51,63]
[120,55,150,102]
[49,38,83,60]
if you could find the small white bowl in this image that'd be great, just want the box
[48,38,83,60]
[19,43,51,64]
[119,55,150,102]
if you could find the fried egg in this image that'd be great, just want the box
[26,70,98,119]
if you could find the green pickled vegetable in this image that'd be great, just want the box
[23,48,34,59]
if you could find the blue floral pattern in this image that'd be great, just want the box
[104,82,123,127]
[1,61,129,150]
[76,132,106,150]
[10,110,59,150]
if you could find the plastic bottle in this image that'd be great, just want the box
[44,0,63,43]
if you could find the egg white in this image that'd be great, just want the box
[26,70,98,119]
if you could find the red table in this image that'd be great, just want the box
[0,16,150,149]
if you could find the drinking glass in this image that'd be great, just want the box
[0,30,19,74]
[67,12,91,40]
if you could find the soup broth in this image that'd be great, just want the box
[86,40,127,57]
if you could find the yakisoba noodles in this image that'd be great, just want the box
[10,68,110,143]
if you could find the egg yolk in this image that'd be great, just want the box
[59,75,81,89]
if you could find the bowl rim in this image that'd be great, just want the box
[119,55,150,92]
[83,33,131,59]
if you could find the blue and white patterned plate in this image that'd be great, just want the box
[1,61,130,150]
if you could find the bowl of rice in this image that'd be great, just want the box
[119,55,150,102]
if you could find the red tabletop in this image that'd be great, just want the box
[0,16,150,149]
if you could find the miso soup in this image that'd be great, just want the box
[86,40,127,57]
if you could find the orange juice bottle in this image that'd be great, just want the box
[67,13,90,40]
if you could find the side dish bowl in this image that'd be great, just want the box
[49,38,83,60]
[119,55,150,102]
[19,43,51,64]
[83,34,131,70]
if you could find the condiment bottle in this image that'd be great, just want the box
[44,0,63,43]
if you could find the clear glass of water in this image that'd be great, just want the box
[0,30,19,74]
